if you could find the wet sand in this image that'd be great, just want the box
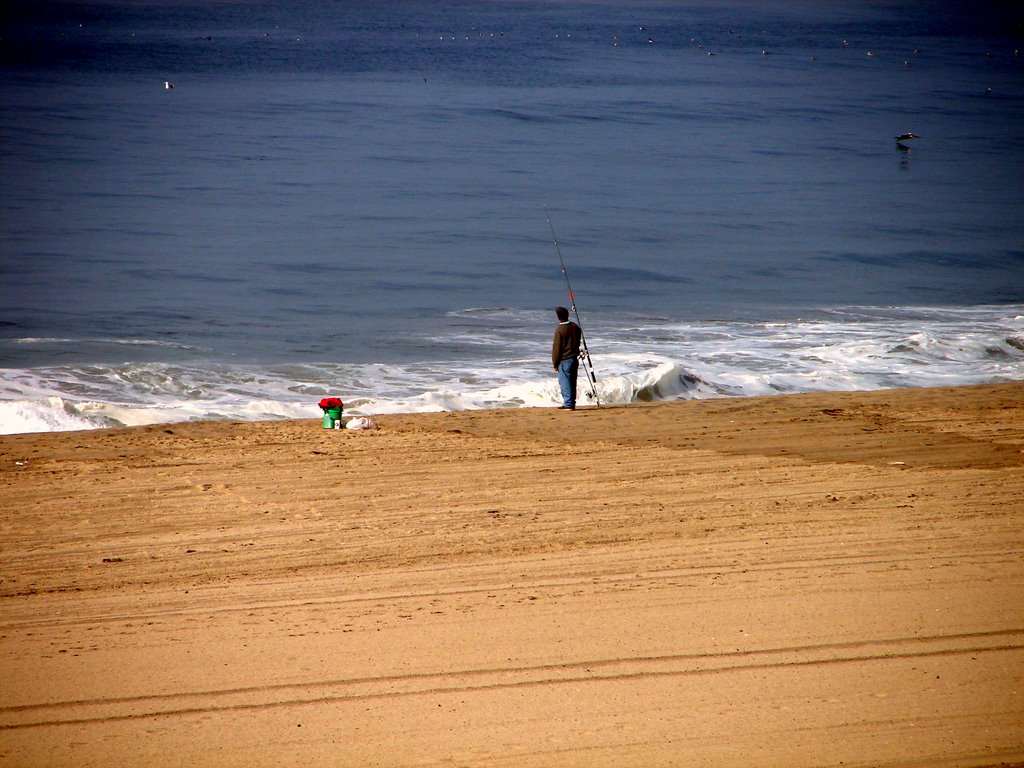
[1,383,1023,767]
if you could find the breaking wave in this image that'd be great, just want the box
[1,305,1020,434]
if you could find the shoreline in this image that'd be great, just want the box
[5,377,1024,440]
[2,382,1022,766]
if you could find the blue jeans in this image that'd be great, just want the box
[557,357,579,408]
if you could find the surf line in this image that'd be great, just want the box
[544,207,600,406]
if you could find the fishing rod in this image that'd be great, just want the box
[544,207,600,406]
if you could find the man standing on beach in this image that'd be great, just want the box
[552,306,582,410]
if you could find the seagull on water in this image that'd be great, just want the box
[164,81,174,90]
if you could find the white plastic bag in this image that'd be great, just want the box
[345,416,377,430]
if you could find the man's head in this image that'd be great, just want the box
[555,306,569,322]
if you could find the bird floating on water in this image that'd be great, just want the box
[895,133,920,143]
[164,81,174,89]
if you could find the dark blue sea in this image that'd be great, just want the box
[2,0,1022,432]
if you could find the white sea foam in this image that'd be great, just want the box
[0,398,105,434]
[1,305,1020,434]
[10,337,206,350]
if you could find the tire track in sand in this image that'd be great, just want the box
[2,628,1021,731]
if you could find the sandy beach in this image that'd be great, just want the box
[1,382,1022,767]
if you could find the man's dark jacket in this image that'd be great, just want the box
[552,321,582,369]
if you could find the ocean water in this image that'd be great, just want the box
[2,0,1022,434]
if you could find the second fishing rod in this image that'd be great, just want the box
[545,208,600,407]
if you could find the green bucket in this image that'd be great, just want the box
[322,406,343,429]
